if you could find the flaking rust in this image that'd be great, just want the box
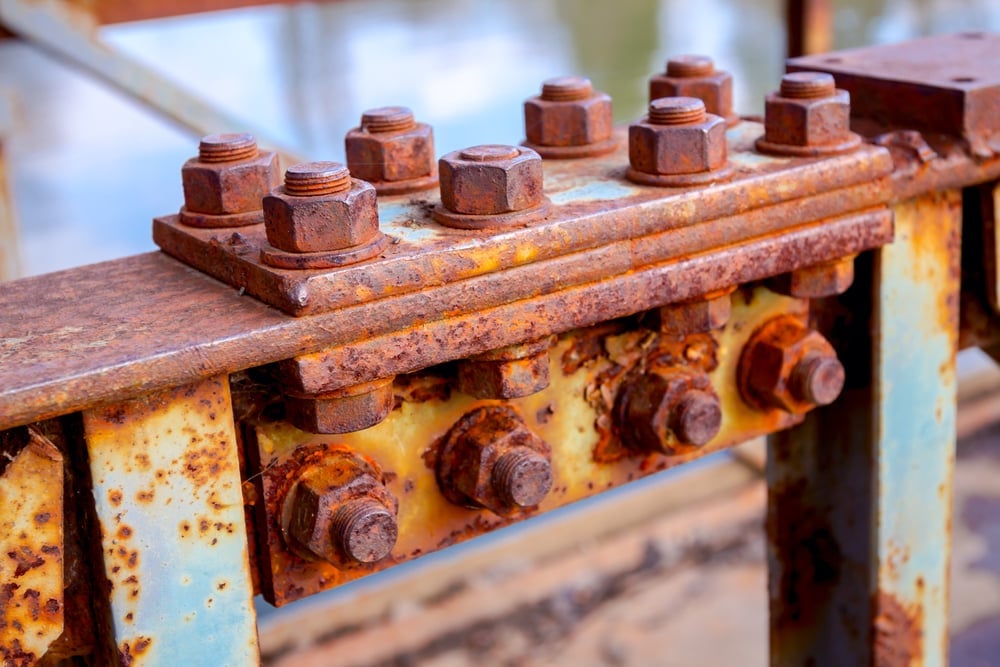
[247,286,810,606]
[0,427,64,665]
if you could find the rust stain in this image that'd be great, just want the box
[873,591,923,666]
[0,427,64,661]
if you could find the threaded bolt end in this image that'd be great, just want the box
[780,72,837,99]
[791,353,845,405]
[361,106,416,133]
[669,389,723,447]
[284,161,351,196]
[648,97,707,125]
[492,448,552,508]
[331,498,397,564]
[459,144,521,162]
[540,76,593,102]
[198,133,258,163]
[666,55,715,78]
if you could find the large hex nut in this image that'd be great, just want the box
[345,108,435,183]
[436,405,553,517]
[648,55,736,126]
[457,339,551,399]
[739,315,846,414]
[284,378,395,435]
[181,148,279,215]
[764,88,851,147]
[629,109,727,175]
[438,145,543,216]
[280,448,398,568]
[768,256,856,298]
[263,180,378,253]
[524,77,613,147]
[616,368,722,453]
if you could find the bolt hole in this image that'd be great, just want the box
[960,32,985,39]
[952,76,976,83]
[823,57,843,64]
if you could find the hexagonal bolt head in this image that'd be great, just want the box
[285,378,395,434]
[768,256,856,298]
[263,161,379,253]
[345,106,436,183]
[617,368,723,453]
[629,97,727,176]
[655,290,733,336]
[648,55,735,124]
[281,449,398,568]
[739,315,846,414]
[438,145,543,216]
[181,133,280,215]
[523,76,613,147]
[457,340,551,399]
[436,405,553,517]
[763,72,852,148]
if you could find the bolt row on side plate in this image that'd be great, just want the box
[264,310,844,572]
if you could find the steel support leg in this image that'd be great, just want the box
[768,190,960,665]
[82,375,259,665]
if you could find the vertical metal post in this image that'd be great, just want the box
[82,376,259,665]
[786,0,833,57]
[768,190,960,665]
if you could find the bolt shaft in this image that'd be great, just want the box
[667,55,715,78]
[780,72,837,99]
[541,76,593,102]
[648,97,707,125]
[361,106,416,133]
[331,498,397,564]
[198,133,258,163]
[492,447,553,508]
[284,161,351,196]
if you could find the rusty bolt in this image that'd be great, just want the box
[768,255,856,298]
[180,133,279,226]
[438,145,544,216]
[344,106,437,194]
[263,161,379,253]
[648,55,737,126]
[739,315,845,414]
[756,72,860,156]
[285,377,395,435]
[436,405,553,517]
[628,97,728,179]
[655,289,733,336]
[617,368,722,453]
[523,76,615,157]
[280,448,398,568]
[457,339,551,399]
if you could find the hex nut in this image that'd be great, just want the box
[281,449,398,568]
[762,72,851,148]
[284,378,395,435]
[524,77,613,147]
[629,104,727,176]
[656,291,733,336]
[457,341,551,399]
[739,316,845,414]
[648,55,736,125]
[768,256,856,298]
[181,149,279,215]
[263,179,378,253]
[617,368,722,453]
[438,145,544,215]
[345,108,435,183]
[436,405,553,516]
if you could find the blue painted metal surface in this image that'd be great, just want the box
[871,190,961,665]
[82,376,259,665]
